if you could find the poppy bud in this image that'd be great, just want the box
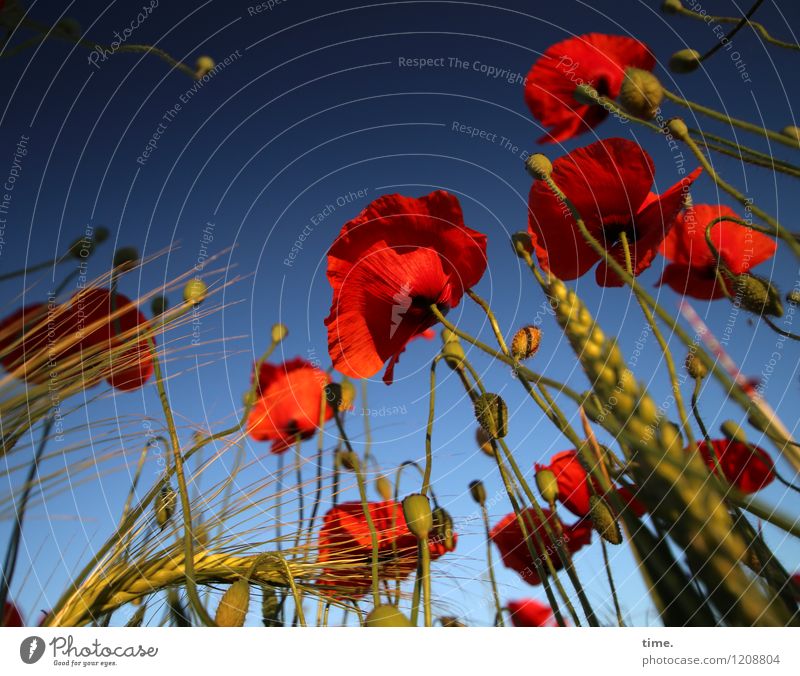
[619,68,663,120]
[57,17,81,38]
[720,420,747,444]
[510,231,534,258]
[113,246,139,271]
[535,468,558,505]
[668,49,701,74]
[589,495,622,545]
[261,586,281,627]
[339,377,357,410]
[781,125,800,144]
[150,295,169,316]
[661,0,683,13]
[365,604,413,627]
[375,475,393,501]
[442,338,465,370]
[511,325,542,361]
[68,235,95,259]
[666,117,689,139]
[336,449,359,472]
[475,426,495,457]
[215,579,250,627]
[324,382,343,411]
[439,616,467,627]
[684,352,707,380]
[271,323,288,343]
[432,506,455,550]
[402,493,433,539]
[573,83,599,106]
[525,154,553,180]
[183,278,208,304]
[93,226,110,244]
[474,393,508,439]
[195,56,216,78]
[786,289,800,305]
[732,274,783,317]
[441,327,458,344]
[469,479,486,505]
[155,484,177,529]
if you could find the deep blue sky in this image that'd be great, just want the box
[1,0,799,626]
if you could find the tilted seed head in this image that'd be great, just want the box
[511,325,542,360]
[474,393,508,439]
[589,495,622,545]
[215,579,250,627]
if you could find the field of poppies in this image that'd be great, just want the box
[1,0,799,629]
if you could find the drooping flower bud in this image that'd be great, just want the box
[195,56,216,78]
[720,420,747,444]
[619,68,663,120]
[261,586,281,627]
[336,449,359,472]
[93,226,110,244]
[402,493,433,539]
[469,479,486,505]
[215,579,250,627]
[442,339,465,370]
[113,246,139,271]
[786,289,800,306]
[511,326,542,361]
[668,49,702,74]
[155,484,176,529]
[324,382,343,412]
[474,393,508,439]
[589,495,622,545]
[150,295,169,316]
[183,278,207,304]
[684,352,708,380]
[666,117,689,139]
[535,468,559,505]
[732,274,783,317]
[270,323,288,344]
[441,327,458,344]
[339,377,357,411]
[525,154,552,180]
[365,604,413,627]
[781,125,800,144]
[475,426,495,457]
[661,0,684,14]
[432,507,455,550]
[573,83,599,106]
[510,231,534,259]
[375,475,393,501]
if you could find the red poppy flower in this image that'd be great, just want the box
[325,191,487,385]
[535,450,646,518]
[528,138,701,286]
[316,500,457,599]
[696,439,775,494]
[0,303,58,383]
[525,34,655,143]
[489,507,592,585]
[3,601,24,627]
[247,357,333,454]
[658,204,777,300]
[507,598,559,627]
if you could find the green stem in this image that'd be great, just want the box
[600,538,624,627]
[420,537,432,627]
[361,380,372,465]
[422,355,444,496]
[481,504,504,627]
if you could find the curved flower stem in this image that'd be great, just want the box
[276,451,284,552]
[147,336,216,627]
[696,0,766,62]
[419,537,432,627]
[305,393,330,544]
[600,538,624,627]
[331,410,381,608]
[422,355,444,496]
[480,503,504,627]
[292,433,305,554]
[689,128,800,177]
[361,380,372,465]
[763,316,800,341]
[619,231,695,449]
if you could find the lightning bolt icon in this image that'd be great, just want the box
[28,638,38,659]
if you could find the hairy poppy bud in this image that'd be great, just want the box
[339,378,357,410]
[573,83,599,106]
[324,382,343,411]
[113,246,139,271]
[469,479,487,505]
[442,339,465,370]
[781,125,800,144]
[786,289,800,305]
[432,507,455,549]
[511,326,542,361]
[336,449,359,472]
[589,495,622,545]
[475,426,495,457]
[525,154,552,180]
[510,231,534,259]
[195,56,216,78]
[732,274,783,317]
[270,323,288,344]
[155,484,176,529]
[365,604,413,627]
[668,49,701,73]
[375,475,392,501]
[720,420,747,444]
[684,352,707,380]
[402,493,433,539]
[474,393,508,439]
[661,0,683,13]
[93,226,110,243]
[619,68,663,120]
[183,278,207,304]
[150,295,168,316]
[215,579,250,627]
[535,468,559,505]
[666,117,689,139]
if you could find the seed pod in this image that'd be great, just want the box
[720,420,748,444]
[511,326,542,361]
[336,449,359,472]
[324,382,344,411]
[183,278,208,304]
[113,246,139,271]
[525,154,553,180]
[440,616,466,627]
[155,484,177,530]
[684,352,708,380]
[619,68,663,120]
[402,493,433,539]
[475,426,495,457]
[535,469,558,505]
[732,274,783,317]
[365,604,413,627]
[668,49,701,74]
[589,495,622,545]
[271,323,288,343]
[781,125,800,144]
[215,579,250,627]
[339,378,357,410]
[150,295,169,316]
[432,507,455,550]
[468,479,486,505]
[93,226,110,244]
[510,231,533,258]
[441,327,458,344]
[666,117,689,139]
[375,475,393,501]
[260,586,281,627]
[195,56,216,78]
[661,0,683,14]
[442,339,465,370]
[474,393,508,439]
